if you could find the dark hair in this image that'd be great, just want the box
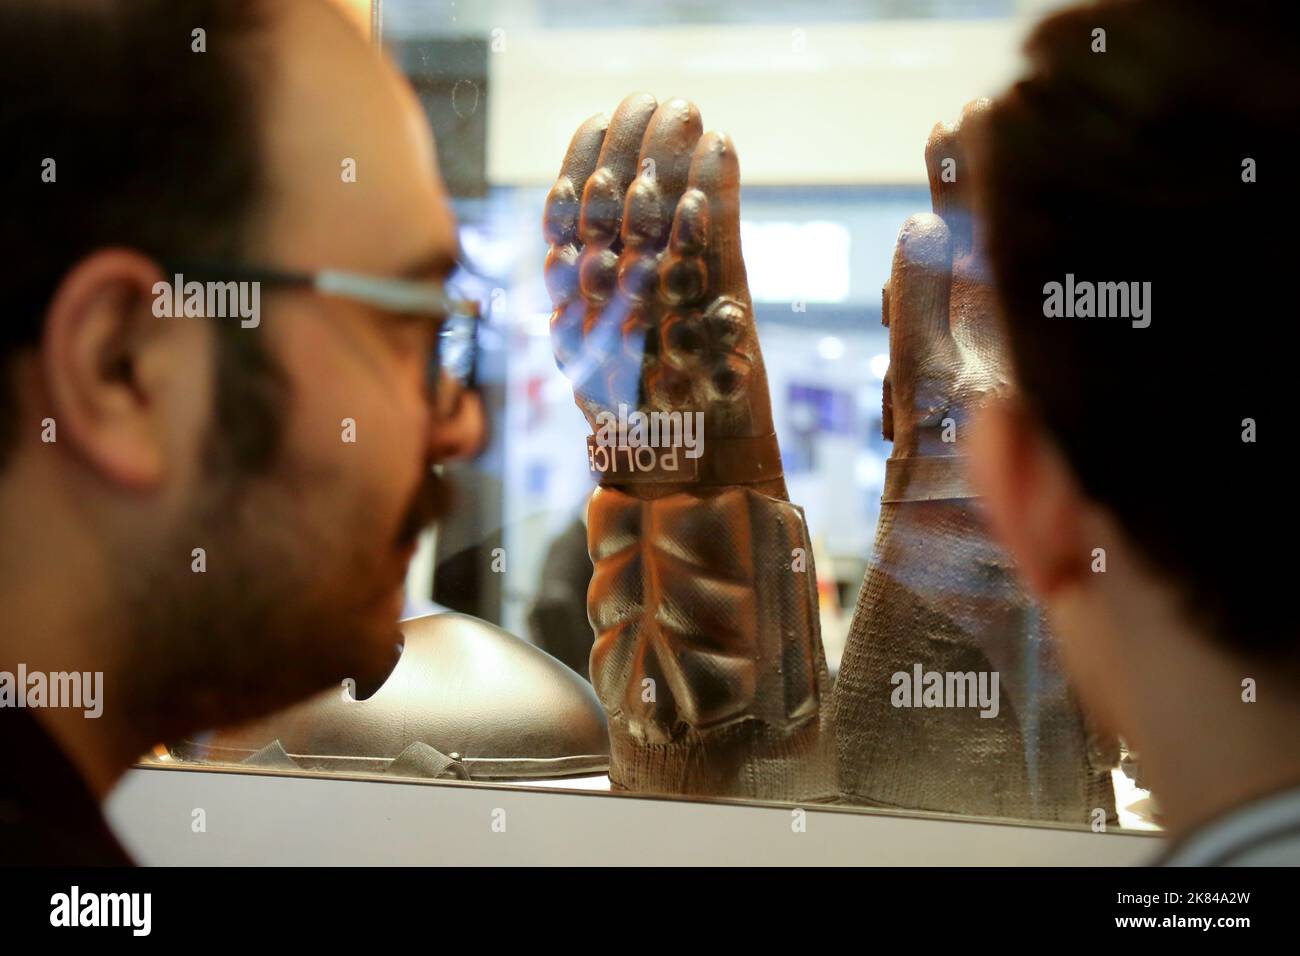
[978,0,1294,661]
[0,0,283,470]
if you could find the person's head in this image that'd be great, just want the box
[968,0,1295,740]
[0,0,485,738]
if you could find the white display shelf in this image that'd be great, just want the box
[106,763,1163,866]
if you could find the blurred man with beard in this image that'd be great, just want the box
[0,0,484,864]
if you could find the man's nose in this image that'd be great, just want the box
[428,376,488,461]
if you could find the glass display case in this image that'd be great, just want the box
[126,0,1167,862]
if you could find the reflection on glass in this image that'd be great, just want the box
[156,0,1160,835]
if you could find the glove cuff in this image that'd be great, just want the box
[587,432,783,486]
[882,454,976,503]
[608,714,838,802]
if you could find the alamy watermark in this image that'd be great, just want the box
[50,886,150,936]
[1042,274,1150,328]
[153,273,260,328]
[587,402,704,481]
[891,664,999,718]
[0,664,102,718]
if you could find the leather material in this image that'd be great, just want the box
[588,484,836,800]
[543,94,837,800]
[833,499,1118,821]
[831,101,1117,823]
[177,613,610,780]
[586,432,783,486]
[882,454,976,503]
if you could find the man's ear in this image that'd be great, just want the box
[968,395,1088,598]
[40,248,182,489]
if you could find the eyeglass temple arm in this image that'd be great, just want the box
[316,270,465,316]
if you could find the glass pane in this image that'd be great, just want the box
[141,0,1285,847]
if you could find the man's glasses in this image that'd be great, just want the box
[159,259,481,396]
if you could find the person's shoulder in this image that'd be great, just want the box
[0,708,134,866]
[1217,833,1300,866]
[1161,784,1300,866]
[0,815,133,867]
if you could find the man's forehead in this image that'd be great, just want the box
[258,0,454,277]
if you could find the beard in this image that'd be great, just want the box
[117,460,453,742]
[112,331,454,741]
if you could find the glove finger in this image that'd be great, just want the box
[577,94,657,364]
[543,112,608,249]
[684,131,747,298]
[619,98,703,312]
[925,98,989,259]
[889,212,954,445]
[657,133,770,433]
[545,113,608,368]
[882,278,894,441]
[621,98,703,253]
[578,93,658,254]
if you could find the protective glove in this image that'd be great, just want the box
[543,93,836,800]
[830,101,1118,823]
